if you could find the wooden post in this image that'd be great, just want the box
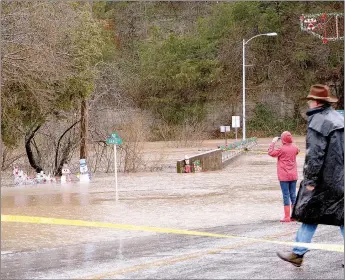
[80,99,88,160]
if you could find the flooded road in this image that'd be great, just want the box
[1,139,344,279]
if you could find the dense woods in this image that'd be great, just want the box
[1,1,344,174]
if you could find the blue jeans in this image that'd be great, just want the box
[293,223,344,255]
[279,181,297,206]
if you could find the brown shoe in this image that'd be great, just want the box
[277,252,303,267]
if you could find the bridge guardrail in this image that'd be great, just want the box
[177,138,257,173]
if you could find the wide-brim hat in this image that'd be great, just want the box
[302,84,338,103]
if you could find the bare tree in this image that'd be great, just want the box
[1,2,104,173]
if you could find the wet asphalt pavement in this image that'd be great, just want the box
[1,139,344,279]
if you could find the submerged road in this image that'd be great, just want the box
[1,141,344,279]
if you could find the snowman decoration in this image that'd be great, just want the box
[13,166,26,185]
[61,164,71,184]
[35,171,46,184]
[13,166,19,183]
[79,159,90,182]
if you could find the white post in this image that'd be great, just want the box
[242,39,246,140]
[114,144,118,201]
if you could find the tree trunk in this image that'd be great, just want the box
[55,144,72,177]
[25,125,43,173]
[80,99,88,160]
[54,119,81,176]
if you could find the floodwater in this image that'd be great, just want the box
[1,138,344,279]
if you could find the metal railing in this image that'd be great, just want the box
[219,138,257,162]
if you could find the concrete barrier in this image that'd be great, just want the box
[177,149,222,173]
[177,138,257,173]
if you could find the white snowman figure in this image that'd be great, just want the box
[35,171,46,184]
[13,166,28,185]
[61,164,71,184]
[13,166,19,185]
[19,170,28,185]
[79,159,90,183]
[14,169,24,185]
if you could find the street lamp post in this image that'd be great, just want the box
[242,32,277,140]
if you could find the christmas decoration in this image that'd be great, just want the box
[300,13,344,43]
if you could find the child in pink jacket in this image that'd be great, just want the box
[268,131,300,222]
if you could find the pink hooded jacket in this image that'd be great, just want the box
[268,131,299,181]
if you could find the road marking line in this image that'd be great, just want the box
[83,241,259,279]
[80,231,295,279]
[2,215,343,253]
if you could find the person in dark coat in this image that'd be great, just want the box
[277,84,344,267]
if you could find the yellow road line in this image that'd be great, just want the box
[82,241,260,279]
[80,231,295,279]
[1,215,343,253]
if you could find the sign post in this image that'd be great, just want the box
[106,132,123,201]
[114,144,117,200]
[232,116,240,140]
[220,126,231,146]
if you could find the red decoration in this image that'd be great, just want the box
[314,24,321,31]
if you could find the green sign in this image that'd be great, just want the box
[106,132,123,145]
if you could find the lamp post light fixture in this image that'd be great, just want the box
[242,32,277,140]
